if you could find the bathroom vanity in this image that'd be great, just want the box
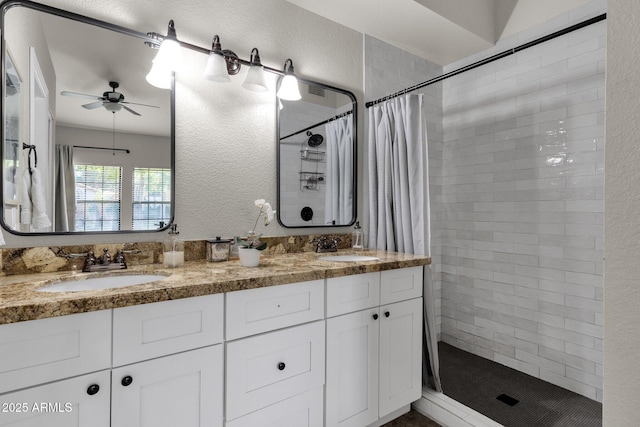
[0,251,429,426]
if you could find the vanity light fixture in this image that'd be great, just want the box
[203,35,231,82]
[242,48,268,92]
[276,59,301,101]
[145,20,300,99]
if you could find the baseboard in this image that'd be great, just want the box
[412,388,503,427]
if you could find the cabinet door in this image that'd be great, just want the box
[111,345,223,427]
[378,298,422,418]
[0,370,110,427]
[326,308,379,427]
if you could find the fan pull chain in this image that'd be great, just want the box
[112,113,116,155]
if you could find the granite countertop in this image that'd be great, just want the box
[0,250,430,325]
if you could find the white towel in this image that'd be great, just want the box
[20,169,31,225]
[21,167,51,229]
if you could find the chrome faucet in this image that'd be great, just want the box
[313,236,340,253]
[60,248,139,272]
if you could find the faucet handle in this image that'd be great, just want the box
[114,250,125,264]
[101,248,111,265]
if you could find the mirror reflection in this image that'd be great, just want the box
[1,2,173,235]
[277,79,356,227]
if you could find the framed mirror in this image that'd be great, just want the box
[1,0,174,235]
[277,79,356,227]
[3,49,20,206]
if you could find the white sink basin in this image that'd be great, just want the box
[318,255,380,262]
[37,274,168,292]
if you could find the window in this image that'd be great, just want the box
[132,168,171,230]
[74,164,122,231]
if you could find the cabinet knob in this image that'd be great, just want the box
[121,375,133,387]
[278,362,286,371]
[86,384,100,396]
[384,311,390,318]
[372,313,379,320]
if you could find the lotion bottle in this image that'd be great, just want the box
[352,221,364,250]
[163,223,184,268]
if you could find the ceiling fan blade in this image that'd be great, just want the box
[61,90,101,100]
[82,101,104,110]
[122,105,141,116]
[121,101,160,109]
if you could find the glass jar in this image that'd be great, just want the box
[206,236,231,262]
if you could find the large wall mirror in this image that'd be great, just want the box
[1,0,174,235]
[277,79,356,227]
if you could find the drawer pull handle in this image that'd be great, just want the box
[373,313,379,320]
[384,311,390,318]
[278,362,286,371]
[121,376,133,387]
[87,384,100,396]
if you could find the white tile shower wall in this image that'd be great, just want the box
[363,35,444,331]
[440,1,605,402]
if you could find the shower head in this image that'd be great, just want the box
[306,131,324,147]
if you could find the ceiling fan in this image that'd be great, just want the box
[60,81,159,116]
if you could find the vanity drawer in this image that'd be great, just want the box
[225,387,324,427]
[225,321,325,421]
[380,266,423,305]
[112,294,224,366]
[0,310,111,394]
[226,279,324,340]
[326,272,380,317]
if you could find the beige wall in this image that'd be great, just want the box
[604,0,640,424]
[2,0,363,246]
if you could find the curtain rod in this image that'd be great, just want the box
[365,13,606,108]
[73,145,131,154]
[280,110,353,141]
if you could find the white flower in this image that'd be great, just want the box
[254,199,266,208]
[263,202,275,225]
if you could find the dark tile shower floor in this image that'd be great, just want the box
[439,341,603,427]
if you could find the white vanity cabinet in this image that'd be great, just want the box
[0,294,224,427]
[325,266,423,427]
[0,262,427,427]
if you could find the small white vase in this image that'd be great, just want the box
[238,247,261,267]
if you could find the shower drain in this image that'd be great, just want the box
[496,393,520,406]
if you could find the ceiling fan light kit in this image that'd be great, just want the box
[145,21,300,98]
[61,81,160,116]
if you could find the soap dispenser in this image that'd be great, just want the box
[352,221,364,250]
[163,223,184,268]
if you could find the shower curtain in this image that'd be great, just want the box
[54,145,76,232]
[324,116,353,224]
[368,93,442,392]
